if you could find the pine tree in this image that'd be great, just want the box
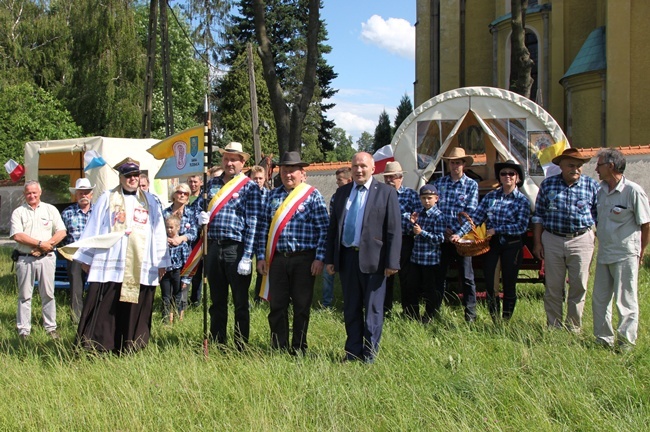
[373,110,392,153]
[393,93,413,134]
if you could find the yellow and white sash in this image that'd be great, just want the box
[259,183,315,300]
[181,174,251,277]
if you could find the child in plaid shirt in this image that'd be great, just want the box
[407,184,446,322]
[161,215,192,323]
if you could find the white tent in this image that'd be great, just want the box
[391,87,568,204]
[24,136,169,203]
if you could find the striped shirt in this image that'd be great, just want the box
[473,188,531,236]
[410,205,446,266]
[61,203,92,245]
[257,185,330,261]
[433,174,479,236]
[532,174,599,233]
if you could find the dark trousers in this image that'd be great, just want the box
[267,250,316,352]
[160,269,186,320]
[384,235,414,315]
[76,281,156,354]
[440,242,477,319]
[206,240,251,349]
[189,260,203,305]
[340,247,386,362]
[66,259,87,323]
[483,235,523,320]
[407,263,445,320]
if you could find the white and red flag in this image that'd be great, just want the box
[372,145,394,174]
[4,159,25,182]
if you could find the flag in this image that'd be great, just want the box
[537,139,568,177]
[83,150,107,171]
[147,126,204,179]
[4,159,25,182]
[373,144,394,174]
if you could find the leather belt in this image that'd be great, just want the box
[342,246,360,252]
[546,227,591,238]
[277,249,315,258]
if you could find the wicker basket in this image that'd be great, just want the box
[454,212,491,257]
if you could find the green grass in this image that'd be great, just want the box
[0,246,648,430]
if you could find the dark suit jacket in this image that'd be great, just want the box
[325,178,402,274]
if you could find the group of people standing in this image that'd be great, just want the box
[9,143,649,359]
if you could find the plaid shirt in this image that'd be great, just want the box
[167,241,192,285]
[433,174,479,236]
[61,203,92,246]
[258,185,330,261]
[532,174,599,233]
[396,186,421,235]
[473,188,531,236]
[162,205,199,245]
[410,205,446,266]
[199,174,262,260]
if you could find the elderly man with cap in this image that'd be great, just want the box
[197,142,262,350]
[470,160,531,321]
[592,148,650,351]
[60,178,95,323]
[433,147,479,322]
[256,151,329,354]
[532,148,599,332]
[73,157,170,353]
[382,161,420,319]
[10,180,67,340]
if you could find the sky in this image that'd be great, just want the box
[320,0,416,142]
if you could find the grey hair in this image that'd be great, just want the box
[24,180,41,192]
[597,148,626,173]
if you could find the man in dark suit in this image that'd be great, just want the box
[325,152,401,363]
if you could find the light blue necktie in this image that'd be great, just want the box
[343,185,363,246]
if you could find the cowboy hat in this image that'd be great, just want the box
[277,151,309,167]
[113,157,141,175]
[69,177,95,194]
[494,159,525,187]
[218,142,250,162]
[442,148,474,166]
[382,161,405,176]
[551,148,591,165]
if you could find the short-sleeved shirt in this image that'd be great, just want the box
[596,176,650,264]
[532,174,599,234]
[10,202,66,254]
[61,203,93,246]
[433,174,479,236]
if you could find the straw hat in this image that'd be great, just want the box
[442,148,474,166]
[218,142,250,162]
[382,161,405,176]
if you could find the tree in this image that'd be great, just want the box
[393,93,413,134]
[325,127,354,162]
[0,82,82,179]
[356,131,374,153]
[509,0,533,98]
[373,110,392,152]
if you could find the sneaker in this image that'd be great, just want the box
[47,330,60,340]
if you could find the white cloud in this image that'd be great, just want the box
[328,97,397,141]
[360,15,415,60]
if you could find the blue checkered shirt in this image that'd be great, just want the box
[201,174,262,260]
[167,241,192,285]
[410,205,446,266]
[473,188,531,236]
[433,174,479,236]
[532,174,599,233]
[258,185,330,261]
[162,205,199,245]
[61,203,92,246]
[396,186,421,235]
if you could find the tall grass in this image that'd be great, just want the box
[0,246,648,430]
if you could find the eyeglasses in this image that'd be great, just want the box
[123,173,140,179]
[176,191,189,196]
[500,171,517,177]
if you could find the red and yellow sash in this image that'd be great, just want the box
[181,174,251,277]
[259,183,315,300]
